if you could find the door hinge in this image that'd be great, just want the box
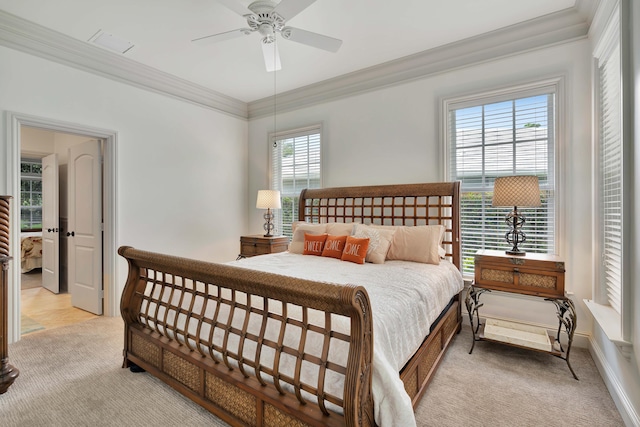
[99,290,104,299]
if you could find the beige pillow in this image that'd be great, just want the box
[326,222,357,236]
[353,224,396,264]
[372,224,444,265]
[289,222,327,254]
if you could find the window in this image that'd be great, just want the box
[594,6,623,316]
[444,81,559,277]
[270,125,322,237]
[20,158,43,231]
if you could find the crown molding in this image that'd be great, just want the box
[0,10,248,119]
[248,3,592,119]
[0,3,595,122]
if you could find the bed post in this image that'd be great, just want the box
[342,286,375,427]
[118,246,145,368]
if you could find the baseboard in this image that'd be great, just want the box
[588,336,640,427]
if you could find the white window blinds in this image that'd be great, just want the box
[446,87,557,277]
[598,41,622,315]
[270,125,322,237]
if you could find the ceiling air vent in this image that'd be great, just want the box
[88,30,134,54]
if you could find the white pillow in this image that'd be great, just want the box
[326,222,357,236]
[289,222,327,254]
[353,224,396,264]
[371,224,444,265]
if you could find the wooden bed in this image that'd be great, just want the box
[119,181,461,427]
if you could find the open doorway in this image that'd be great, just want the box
[6,112,118,344]
[19,127,101,335]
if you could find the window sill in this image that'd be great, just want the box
[584,299,632,358]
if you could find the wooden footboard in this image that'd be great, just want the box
[119,246,375,427]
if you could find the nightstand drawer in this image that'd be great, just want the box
[240,235,289,257]
[474,249,565,298]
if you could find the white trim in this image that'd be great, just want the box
[4,111,118,343]
[584,300,632,353]
[0,11,247,120]
[0,3,596,120]
[588,334,640,427]
[248,5,591,118]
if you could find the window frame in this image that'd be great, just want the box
[442,77,564,279]
[20,157,43,232]
[268,124,323,237]
[587,0,632,346]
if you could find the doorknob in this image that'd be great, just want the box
[66,231,75,237]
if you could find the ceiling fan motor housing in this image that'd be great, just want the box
[246,0,285,42]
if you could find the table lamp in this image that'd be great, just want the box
[256,190,281,237]
[492,175,541,255]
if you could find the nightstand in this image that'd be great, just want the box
[239,235,289,258]
[465,249,578,379]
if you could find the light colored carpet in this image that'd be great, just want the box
[416,327,625,426]
[1,317,624,427]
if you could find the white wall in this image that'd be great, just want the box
[249,38,593,338]
[0,45,248,326]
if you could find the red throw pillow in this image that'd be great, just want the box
[303,233,328,256]
[321,234,348,259]
[341,236,370,264]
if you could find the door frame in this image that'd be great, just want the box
[4,111,118,343]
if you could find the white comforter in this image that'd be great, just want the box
[228,252,463,427]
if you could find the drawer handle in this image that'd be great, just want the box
[513,268,520,274]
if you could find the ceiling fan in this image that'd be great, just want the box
[192,0,342,72]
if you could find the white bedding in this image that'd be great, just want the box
[227,252,464,427]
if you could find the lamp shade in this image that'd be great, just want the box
[492,176,541,207]
[256,190,281,209]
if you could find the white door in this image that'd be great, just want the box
[68,140,103,315]
[41,154,60,294]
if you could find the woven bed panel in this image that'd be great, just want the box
[264,403,310,427]
[481,269,513,283]
[403,370,418,400]
[131,334,161,368]
[163,350,201,391]
[205,372,257,426]
[519,273,556,289]
[442,308,458,341]
[418,333,442,386]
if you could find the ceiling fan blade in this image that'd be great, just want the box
[215,0,250,17]
[273,0,317,21]
[192,28,252,45]
[281,27,342,52]
[261,41,282,72]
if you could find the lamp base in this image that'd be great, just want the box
[505,249,526,256]
[263,208,275,238]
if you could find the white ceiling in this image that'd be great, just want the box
[0,0,579,103]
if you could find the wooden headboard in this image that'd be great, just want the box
[298,182,461,269]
